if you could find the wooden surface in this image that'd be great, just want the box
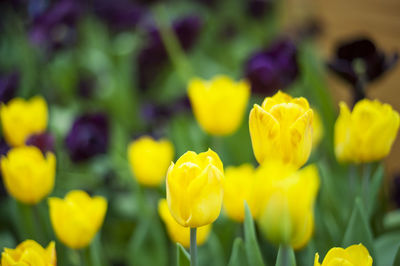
[287,0,400,176]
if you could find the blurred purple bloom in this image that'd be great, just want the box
[247,0,273,19]
[328,37,398,86]
[29,0,83,51]
[141,96,191,123]
[65,113,109,162]
[245,38,298,95]
[0,72,19,103]
[93,0,147,31]
[392,174,400,208]
[26,132,55,154]
[138,15,202,90]
[77,76,96,99]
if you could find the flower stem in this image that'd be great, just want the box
[281,245,290,266]
[362,163,371,211]
[190,227,197,266]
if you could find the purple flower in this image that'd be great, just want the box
[328,37,398,86]
[0,72,19,103]
[93,0,147,31]
[392,174,400,208]
[247,0,273,19]
[29,0,83,51]
[138,15,202,90]
[65,113,109,162]
[26,132,55,154]
[245,38,298,95]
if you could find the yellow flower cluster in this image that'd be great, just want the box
[1,240,56,266]
[315,244,372,266]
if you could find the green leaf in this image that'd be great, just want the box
[244,202,266,266]
[375,232,400,266]
[393,246,400,266]
[176,243,190,266]
[275,245,296,266]
[367,164,384,217]
[342,197,375,261]
[228,238,247,266]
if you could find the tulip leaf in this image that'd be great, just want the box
[375,232,400,266]
[393,246,400,266]
[275,245,296,266]
[228,238,247,266]
[244,202,266,266]
[176,243,190,266]
[342,197,375,261]
[366,163,384,217]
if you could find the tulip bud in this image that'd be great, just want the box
[335,99,399,163]
[257,162,319,250]
[314,244,372,266]
[127,136,174,187]
[48,190,107,249]
[166,149,224,228]
[158,199,211,248]
[1,240,56,266]
[249,91,313,168]
[223,164,261,222]
[188,75,250,136]
[0,96,48,147]
[1,146,56,204]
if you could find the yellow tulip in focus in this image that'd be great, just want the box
[335,99,399,163]
[223,164,261,222]
[166,149,224,228]
[127,136,174,187]
[0,96,48,146]
[188,75,250,136]
[312,111,323,148]
[48,190,107,249]
[158,199,212,248]
[314,244,372,266]
[249,91,314,169]
[1,240,56,266]
[1,146,56,204]
[257,162,319,250]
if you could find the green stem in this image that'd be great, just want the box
[153,5,194,83]
[17,202,36,240]
[190,228,197,266]
[362,163,371,211]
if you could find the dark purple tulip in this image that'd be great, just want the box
[392,174,400,208]
[65,113,109,162]
[93,0,147,31]
[328,37,398,103]
[0,72,19,103]
[245,38,298,95]
[141,95,191,123]
[138,15,202,90]
[247,0,273,19]
[26,132,55,154]
[29,0,83,51]
[77,76,96,99]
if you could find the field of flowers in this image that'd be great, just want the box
[0,0,399,266]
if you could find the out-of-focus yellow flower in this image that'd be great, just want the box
[1,240,56,266]
[314,244,372,266]
[1,146,56,204]
[249,91,313,169]
[0,96,48,147]
[48,190,107,249]
[223,164,261,222]
[166,149,224,228]
[158,199,212,248]
[127,136,174,187]
[312,111,323,148]
[188,75,250,136]
[257,162,319,250]
[335,99,399,163]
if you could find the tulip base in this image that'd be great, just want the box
[190,227,197,266]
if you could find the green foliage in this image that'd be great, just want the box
[244,202,266,266]
[176,243,190,266]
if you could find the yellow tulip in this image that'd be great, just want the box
[48,190,107,249]
[257,162,319,250]
[312,111,324,148]
[188,75,250,136]
[249,91,313,169]
[314,244,372,266]
[166,149,224,228]
[223,164,261,222]
[158,199,212,248]
[127,136,174,187]
[335,99,399,163]
[0,96,48,147]
[1,146,56,204]
[1,240,56,266]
